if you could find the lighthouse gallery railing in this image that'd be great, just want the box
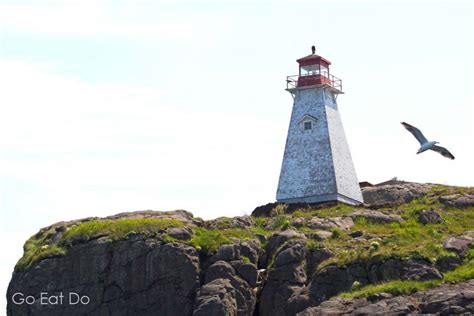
[286,73,342,92]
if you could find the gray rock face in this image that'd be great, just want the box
[439,194,474,208]
[418,209,444,224]
[362,183,433,206]
[436,255,462,272]
[204,261,256,316]
[298,279,474,315]
[350,210,404,224]
[308,263,368,304]
[7,239,200,316]
[193,279,237,316]
[260,240,308,316]
[443,232,474,255]
[166,227,193,240]
[265,230,306,266]
[368,258,443,282]
[292,216,354,230]
[209,244,241,264]
[306,247,332,278]
[205,216,255,230]
[308,230,333,241]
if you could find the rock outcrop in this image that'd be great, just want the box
[7,182,474,315]
[298,279,474,315]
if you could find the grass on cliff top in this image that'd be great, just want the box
[188,227,258,255]
[15,217,185,271]
[340,259,474,299]
[15,236,67,272]
[62,218,185,245]
[314,192,474,270]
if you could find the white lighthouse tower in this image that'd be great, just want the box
[276,47,363,205]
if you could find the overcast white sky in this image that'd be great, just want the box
[0,0,472,311]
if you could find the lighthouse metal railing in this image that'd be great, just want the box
[286,73,343,92]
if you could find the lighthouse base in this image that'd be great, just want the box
[277,193,363,206]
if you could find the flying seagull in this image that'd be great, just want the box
[401,122,455,160]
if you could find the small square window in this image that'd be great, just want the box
[304,121,312,130]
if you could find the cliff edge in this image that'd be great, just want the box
[7,182,474,315]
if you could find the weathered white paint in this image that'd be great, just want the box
[276,86,363,205]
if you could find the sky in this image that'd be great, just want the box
[0,0,472,312]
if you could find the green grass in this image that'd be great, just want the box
[15,218,185,271]
[270,215,290,230]
[241,255,251,264]
[339,259,474,299]
[291,203,357,219]
[188,227,260,255]
[316,194,473,269]
[444,259,474,282]
[340,279,440,299]
[15,237,67,271]
[188,228,232,255]
[62,218,184,245]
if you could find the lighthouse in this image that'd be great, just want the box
[276,47,363,205]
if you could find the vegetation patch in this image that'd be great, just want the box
[188,228,232,255]
[15,237,67,271]
[292,203,356,219]
[15,218,185,271]
[340,259,474,299]
[270,215,290,230]
[62,218,184,245]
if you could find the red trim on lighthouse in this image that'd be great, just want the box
[296,54,332,67]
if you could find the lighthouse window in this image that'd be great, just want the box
[320,65,329,78]
[304,121,312,130]
[301,64,320,76]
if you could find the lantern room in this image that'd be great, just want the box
[286,46,343,94]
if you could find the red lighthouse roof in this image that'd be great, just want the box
[296,54,332,67]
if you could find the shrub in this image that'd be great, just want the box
[271,215,290,230]
[270,204,288,217]
[331,228,342,239]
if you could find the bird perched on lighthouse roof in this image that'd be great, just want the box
[401,122,455,160]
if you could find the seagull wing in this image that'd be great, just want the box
[431,145,455,160]
[401,122,428,145]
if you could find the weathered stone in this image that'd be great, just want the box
[350,209,404,224]
[204,261,256,316]
[193,279,237,316]
[260,241,308,316]
[349,230,363,238]
[7,240,200,316]
[209,244,240,264]
[285,294,313,316]
[308,263,368,304]
[443,232,474,255]
[439,194,474,208]
[205,216,255,230]
[418,209,443,224]
[265,230,306,265]
[361,182,433,206]
[420,279,474,314]
[236,263,258,287]
[436,255,462,272]
[239,240,261,265]
[368,258,442,282]
[309,230,333,241]
[298,280,474,315]
[166,227,192,240]
[292,216,354,231]
[366,292,393,302]
[306,247,332,278]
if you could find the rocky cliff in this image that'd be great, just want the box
[7,182,474,315]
